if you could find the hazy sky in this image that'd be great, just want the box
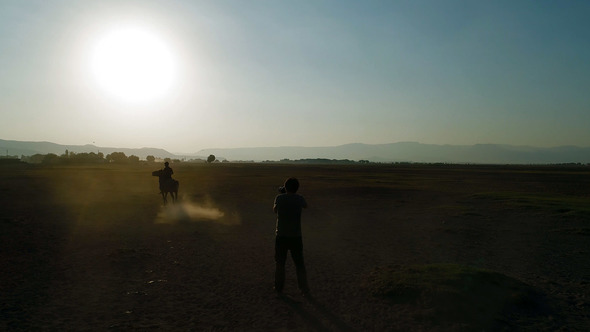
[1,0,589,153]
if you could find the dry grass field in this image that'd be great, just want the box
[1,163,589,331]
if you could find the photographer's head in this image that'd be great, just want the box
[284,177,300,193]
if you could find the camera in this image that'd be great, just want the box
[278,186,286,194]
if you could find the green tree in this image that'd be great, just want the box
[128,155,140,163]
[106,152,128,163]
[28,154,45,163]
[207,154,216,163]
[146,155,155,163]
[42,153,60,164]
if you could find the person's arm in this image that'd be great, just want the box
[301,196,308,209]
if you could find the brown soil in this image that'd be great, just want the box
[1,163,589,331]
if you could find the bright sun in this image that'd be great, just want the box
[90,26,176,103]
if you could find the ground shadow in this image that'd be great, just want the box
[279,294,355,332]
[0,170,70,330]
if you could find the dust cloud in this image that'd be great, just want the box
[155,197,240,225]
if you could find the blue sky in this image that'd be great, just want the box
[1,0,589,153]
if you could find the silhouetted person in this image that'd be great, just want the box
[273,177,309,297]
[152,161,178,205]
[162,161,173,180]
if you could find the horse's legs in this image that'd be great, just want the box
[162,192,168,205]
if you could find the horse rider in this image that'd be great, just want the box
[162,161,174,182]
[156,161,178,204]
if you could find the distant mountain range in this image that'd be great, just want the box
[198,143,590,164]
[2,139,589,164]
[0,139,177,160]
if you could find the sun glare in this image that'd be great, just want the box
[90,26,176,103]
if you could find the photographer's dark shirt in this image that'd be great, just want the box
[274,193,307,237]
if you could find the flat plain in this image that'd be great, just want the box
[1,163,589,331]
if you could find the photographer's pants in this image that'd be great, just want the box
[275,236,309,293]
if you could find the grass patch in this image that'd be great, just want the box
[363,264,556,330]
[473,192,590,216]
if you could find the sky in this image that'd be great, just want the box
[1,0,589,154]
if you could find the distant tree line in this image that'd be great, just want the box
[263,158,372,164]
[19,150,176,165]
[6,150,377,165]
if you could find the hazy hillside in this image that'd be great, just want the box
[3,139,590,164]
[0,139,177,160]
[198,142,590,164]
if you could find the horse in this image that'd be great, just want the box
[152,169,179,205]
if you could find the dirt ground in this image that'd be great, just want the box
[1,163,589,331]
